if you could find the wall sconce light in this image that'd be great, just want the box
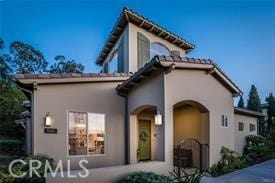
[45,112,52,127]
[155,110,162,125]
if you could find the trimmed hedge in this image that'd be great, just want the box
[120,171,173,183]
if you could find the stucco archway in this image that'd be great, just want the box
[129,105,164,164]
[173,100,209,170]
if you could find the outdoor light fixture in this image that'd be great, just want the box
[155,110,162,125]
[45,112,52,127]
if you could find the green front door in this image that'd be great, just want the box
[138,120,151,161]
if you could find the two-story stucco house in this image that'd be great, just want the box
[14,7,265,182]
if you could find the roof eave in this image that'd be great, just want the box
[117,56,242,96]
[234,107,266,118]
[96,7,195,66]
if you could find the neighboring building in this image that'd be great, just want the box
[14,7,265,182]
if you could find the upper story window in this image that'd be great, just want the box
[109,50,118,73]
[238,122,244,131]
[102,37,124,73]
[221,114,228,127]
[68,111,105,156]
[150,42,170,59]
[249,123,256,132]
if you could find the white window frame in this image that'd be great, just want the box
[67,110,106,157]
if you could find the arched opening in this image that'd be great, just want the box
[173,100,209,171]
[129,105,164,163]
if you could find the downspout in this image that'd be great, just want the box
[124,95,129,164]
[117,91,129,165]
[17,85,34,155]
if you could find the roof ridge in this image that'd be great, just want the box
[155,55,213,64]
[96,7,195,65]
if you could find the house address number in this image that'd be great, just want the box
[44,128,58,134]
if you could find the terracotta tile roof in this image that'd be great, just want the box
[14,72,132,80]
[155,55,242,94]
[96,7,195,65]
[117,55,242,96]
[156,55,213,64]
[234,107,266,118]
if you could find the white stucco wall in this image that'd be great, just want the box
[234,113,258,155]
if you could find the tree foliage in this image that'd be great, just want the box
[265,93,275,130]
[6,41,48,74]
[237,96,245,108]
[0,82,25,137]
[0,38,12,82]
[247,85,262,112]
[49,55,84,73]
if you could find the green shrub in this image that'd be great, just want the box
[210,146,247,177]
[0,139,23,155]
[11,154,55,183]
[170,168,205,183]
[0,170,15,183]
[243,135,271,165]
[120,171,173,183]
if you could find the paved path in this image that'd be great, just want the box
[201,159,275,183]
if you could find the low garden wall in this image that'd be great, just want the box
[46,161,170,183]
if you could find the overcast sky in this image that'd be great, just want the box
[1,0,275,102]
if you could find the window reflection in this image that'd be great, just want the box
[68,112,105,156]
[150,42,170,59]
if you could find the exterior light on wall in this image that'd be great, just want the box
[45,113,52,127]
[155,110,162,125]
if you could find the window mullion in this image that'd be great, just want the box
[86,112,89,156]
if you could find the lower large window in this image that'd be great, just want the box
[68,111,105,156]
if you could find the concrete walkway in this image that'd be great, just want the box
[201,159,275,183]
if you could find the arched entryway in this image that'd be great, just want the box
[173,100,209,171]
[129,105,164,163]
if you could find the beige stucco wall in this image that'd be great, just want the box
[33,81,125,170]
[128,23,186,73]
[234,114,258,155]
[173,106,209,145]
[165,69,235,166]
[127,73,167,168]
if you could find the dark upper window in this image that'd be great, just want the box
[150,42,170,59]
[221,115,228,127]
[250,123,256,132]
[238,122,244,131]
